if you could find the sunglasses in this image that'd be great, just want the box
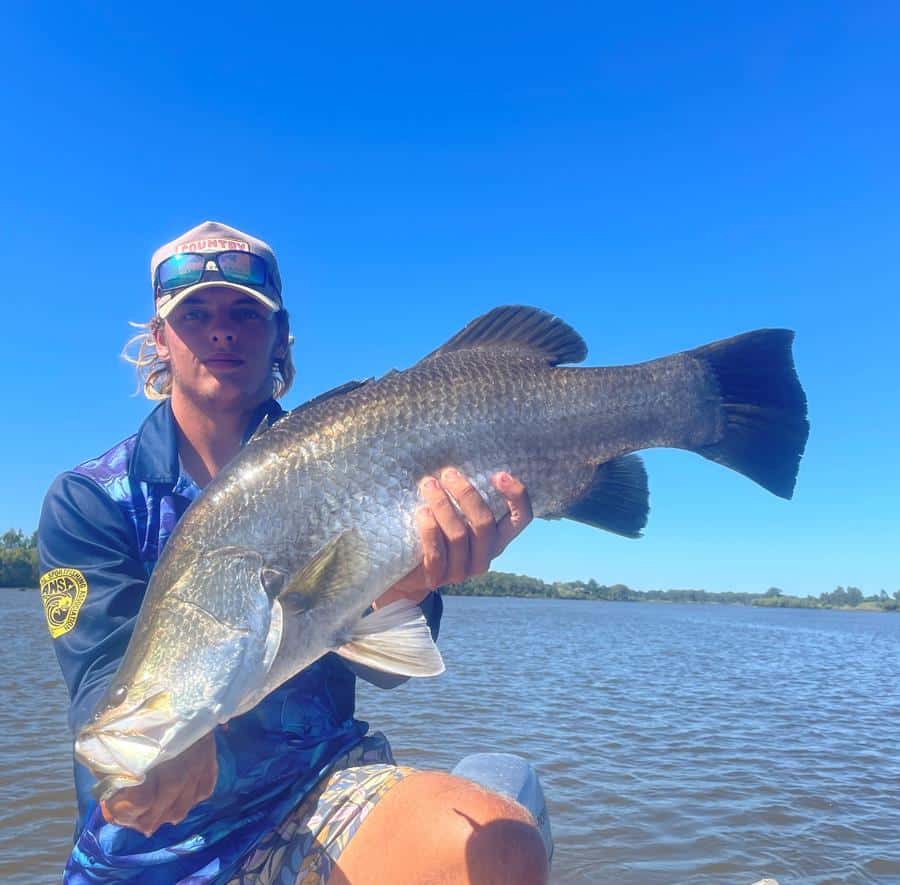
[155,251,271,293]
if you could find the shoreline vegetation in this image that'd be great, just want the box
[4,528,896,612]
[444,572,900,612]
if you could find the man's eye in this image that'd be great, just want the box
[235,308,263,321]
[182,309,207,321]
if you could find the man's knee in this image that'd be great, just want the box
[417,773,550,885]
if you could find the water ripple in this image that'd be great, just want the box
[3,593,899,883]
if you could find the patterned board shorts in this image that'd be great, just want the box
[229,733,413,885]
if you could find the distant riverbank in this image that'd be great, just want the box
[7,572,898,614]
[443,571,900,612]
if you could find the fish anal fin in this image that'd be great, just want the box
[276,530,369,616]
[335,599,445,678]
[423,306,587,366]
[553,456,649,538]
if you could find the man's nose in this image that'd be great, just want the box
[210,315,238,342]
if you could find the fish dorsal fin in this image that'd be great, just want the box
[246,413,280,444]
[423,306,588,366]
[275,529,370,616]
[293,378,373,416]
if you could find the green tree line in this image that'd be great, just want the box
[445,572,900,611]
[0,529,39,587]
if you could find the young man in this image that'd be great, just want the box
[39,221,549,883]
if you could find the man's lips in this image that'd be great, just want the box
[202,354,245,367]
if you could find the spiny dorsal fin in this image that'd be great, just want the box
[423,306,587,366]
[280,379,373,426]
[246,413,281,444]
[300,378,373,410]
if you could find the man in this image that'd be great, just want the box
[39,221,549,883]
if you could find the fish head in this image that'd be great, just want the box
[74,681,216,799]
[76,546,277,796]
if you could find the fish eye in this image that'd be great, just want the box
[109,684,128,707]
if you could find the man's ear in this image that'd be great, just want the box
[153,320,170,360]
[274,322,290,360]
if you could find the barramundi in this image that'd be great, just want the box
[75,306,808,796]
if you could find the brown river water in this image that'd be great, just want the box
[2,592,898,884]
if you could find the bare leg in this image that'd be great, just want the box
[332,771,549,885]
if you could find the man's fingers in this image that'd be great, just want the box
[124,765,183,834]
[413,469,532,587]
[199,751,218,802]
[420,476,469,585]
[416,501,447,589]
[158,776,194,828]
[101,777,157,827]
[101,733,219,835]
[163,777,202,828]
[422,472,471,584]
[492,472,533,552]
[440,468,496,575]
[164,734,218,826]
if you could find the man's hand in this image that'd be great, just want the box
[375,470,532,608]
[100,731,217,836]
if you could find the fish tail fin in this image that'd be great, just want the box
[556,455,649,537]
[690,330,809,499]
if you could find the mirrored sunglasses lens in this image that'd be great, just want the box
[158,254,205,290]
[217,252,267,285]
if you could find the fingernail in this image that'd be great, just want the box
[421,477,438,491]
[442,468,459,481]
[497,472,512,488]
[418,506,432,519]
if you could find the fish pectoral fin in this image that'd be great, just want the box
[335,599,445,678]
[276,529,370,616]
[551,455,649,538]
[421,305,587,366]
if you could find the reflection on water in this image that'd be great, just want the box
[3,592,899,884]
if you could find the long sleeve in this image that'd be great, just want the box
[38,472,148,735]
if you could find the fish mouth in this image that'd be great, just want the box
[75,688,177,783]
[76,730,163,782]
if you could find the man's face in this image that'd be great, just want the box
[154,287,286,410]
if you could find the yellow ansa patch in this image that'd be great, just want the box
[40,568,88,638]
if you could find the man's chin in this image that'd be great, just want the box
[198,377,273,409]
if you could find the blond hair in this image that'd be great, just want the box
[122,311,295,401]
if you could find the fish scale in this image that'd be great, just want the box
[74,305,808,796]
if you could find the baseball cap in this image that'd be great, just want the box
[150,220,283,318]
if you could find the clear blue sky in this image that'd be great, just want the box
[3,3,897,596]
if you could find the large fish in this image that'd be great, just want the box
[75,306,808,796]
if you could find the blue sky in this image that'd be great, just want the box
[3,3,897,596]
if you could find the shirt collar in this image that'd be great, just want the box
[129,398,285,485]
